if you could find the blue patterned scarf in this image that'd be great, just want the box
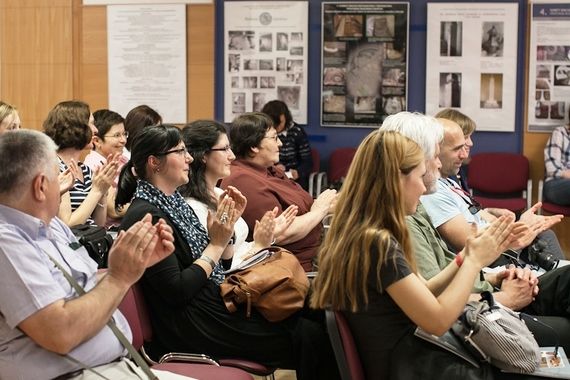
[134,180,225,284]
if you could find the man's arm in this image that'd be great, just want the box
[437,214,473,251]
[19,216,173,354]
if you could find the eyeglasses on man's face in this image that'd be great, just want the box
[209,145,233,153]
[104,131,129,139]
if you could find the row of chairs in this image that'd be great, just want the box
[309,149,569,215]
[468,152,570,216]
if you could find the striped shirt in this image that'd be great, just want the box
[278,122,312,187]
[58,157,95,224]
[544,126,570,182]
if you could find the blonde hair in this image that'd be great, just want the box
[435,108,476,136]
[0,101,18,125]
[311,130,424,312]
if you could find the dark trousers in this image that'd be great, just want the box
[522,265,570,354]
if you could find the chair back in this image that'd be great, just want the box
[118,283,153,350]
[311,148,320,173]
[328,148,357,184]
[468,153,529,193]
[325,310,365,380]
[467,152,531,212]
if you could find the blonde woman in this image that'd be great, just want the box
[311,130,517,379]
[0,101,21,134]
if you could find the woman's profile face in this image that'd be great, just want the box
[254,127,282,167]
[204,133,235,180]
[97,122,127,157]
[400,160,427,215]
[0,111,21,134]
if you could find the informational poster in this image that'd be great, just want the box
[425,3,518,132]
[320,2,409,128]
[224,1,308,123]
[527,1,570,132]
[107,4,187,123]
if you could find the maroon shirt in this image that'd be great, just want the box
[221,159,321,271]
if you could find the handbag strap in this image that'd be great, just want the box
[46,254,158,380]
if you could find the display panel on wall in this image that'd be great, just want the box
[320,2,409,128]
[527,1,570,132]
[425,3,518,132]
[223,1,308,123]
[107,4,187,123]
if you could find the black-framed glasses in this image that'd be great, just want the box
[209,145,232,152]
[156,147,189,156]
[104,131,129,139]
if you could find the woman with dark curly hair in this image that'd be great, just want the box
[43,100,119,226]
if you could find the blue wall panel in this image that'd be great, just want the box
[215,0,527,169]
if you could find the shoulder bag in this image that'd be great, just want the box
[70,223,114,268]
[451,291,541,374]
[220,246,310,322]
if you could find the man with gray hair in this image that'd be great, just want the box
[0,130,240,379]
[381,112,570,352]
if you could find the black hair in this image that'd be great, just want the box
[116,124,181,208]
[93,109,125,140]
[261,99,292,131]
[124,105,162,150]
[179,120,228,210]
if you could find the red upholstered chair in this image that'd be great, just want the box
[308,148,327,197]
[118,283,275,379]
[325,310,365,380]
[327,148,357,189]
[467,153,532,213]
[538,180,570,216]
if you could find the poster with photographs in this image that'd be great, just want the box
[527,1,570,132]
[425,3,518,132]
[224,1,308,123]
[321,2,409,128]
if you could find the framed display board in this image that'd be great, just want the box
[527,1,570,132]
[223,1,308,123]
[320,2,409,128]
[425,3,519,132]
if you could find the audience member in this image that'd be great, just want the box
[116,124,338,379]
[0,129,189,379]
[123,104,162,158]
[221,112,337,271]
[43,100,119,226]
[179,120,297,268]
[0,101,21,134]
[85,109,130,227]
[262,100,312,189]
[544,121,570,206]
[311,130,517,379]
[380,111,570,354]
[420,117,564,258]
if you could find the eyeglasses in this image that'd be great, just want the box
[209,145,232,152]
[157,147,189,156]
[263,134,280,142]
[104,131,129,139]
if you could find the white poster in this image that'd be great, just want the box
[527,1,570,132]
[107,4,187,123]
[224,1,308,123]
[425,3,518,132]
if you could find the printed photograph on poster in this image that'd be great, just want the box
[425,3,518,132]
[321,2,409,128]
[527,2,570,132]
[223,1,308,123]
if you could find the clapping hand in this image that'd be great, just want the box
[274,205,298,239]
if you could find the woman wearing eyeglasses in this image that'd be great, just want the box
[179,120,297,269]
[117,124,339,379]
[84,109,130,227]
[221,112,337,271]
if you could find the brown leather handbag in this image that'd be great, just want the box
[220,247,310,322]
